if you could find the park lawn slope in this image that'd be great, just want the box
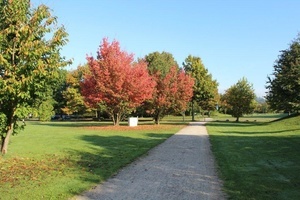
[0,121,185,199]
[207,114,300,199]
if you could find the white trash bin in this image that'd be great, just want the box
[128,117,138,127]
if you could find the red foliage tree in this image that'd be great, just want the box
[146,66,194,124]
[81,38,155,125]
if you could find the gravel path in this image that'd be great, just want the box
[73,122,226,200]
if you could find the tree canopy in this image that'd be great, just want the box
[183,55,219,120]
[0,0,70,154]
[62,65,89,116]
[224,78,255,122]
[266,35,300,113]
[143,52,194,124]
[81,38,155,125]
[144,51,178,76]
[146,66,194,124]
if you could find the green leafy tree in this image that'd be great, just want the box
[0,0,70,154]
[38,99,55,121]
[61,65,89,116]
[219,93,230,114]
[183,55,219,120]
[52,69,68,115]
[224,78,255,122]
[145,51,179,76]
[266,35,300,113]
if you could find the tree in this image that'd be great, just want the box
[61,65,89,116]
[219,93,230,114]
[143,62,194,124]
[38,99,55,121]
[143,52,194,124]
[266,35,300,113]
[0,1,70,154]
[81,38,155,126]
[224,78,255,122]
[52,68,68,115]
[253,97,269,113]
[173,68,195,118]
[183,55,219,120]
[144,51,178,76]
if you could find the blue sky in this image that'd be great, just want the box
[32,0,300,97]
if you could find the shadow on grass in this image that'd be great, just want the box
[207,121,264,128]
[207,120,300,135]
[220,128,300,135]
[65,132,175,190]
[242,113,288,119]
[209,134,300,199]
[208,121,300,199]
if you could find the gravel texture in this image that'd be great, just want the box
[73,122,226,200]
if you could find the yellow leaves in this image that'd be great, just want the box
[0,54,8,65]
[45,16,56,26]
[0,155,73,187]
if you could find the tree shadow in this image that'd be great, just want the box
[221,128,300,135]
[206,121,265,128]
[209,133,300,199]
[65,132,175,193]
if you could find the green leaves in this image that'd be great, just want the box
[0,0,70,153]
[145,51,178,77]
[224,78,255,121]
[38,100,54,122]
[183,55,219,111]
[0,113,7,134]
[266,35,300,113]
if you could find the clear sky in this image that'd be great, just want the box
[31,0,300,97]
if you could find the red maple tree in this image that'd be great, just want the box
[146,66,194,124]
[81,38,155,125]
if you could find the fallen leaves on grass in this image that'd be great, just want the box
[0,155,72,187]
[82,124,185,131]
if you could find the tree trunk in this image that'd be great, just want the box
[236,117,239,122]
[1,123,14,155]
[192,101,195,121]
[112,113,122,126]
[115,115,121,126]
[154,114,160,125]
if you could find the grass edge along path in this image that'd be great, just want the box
[0,121,186,200]
[207,114,300,200]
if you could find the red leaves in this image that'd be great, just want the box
[81,38,194,125]
[81,39,155,124]
[151,66,194,113]
[175,69,195,112]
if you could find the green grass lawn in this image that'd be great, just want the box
[212,113,289,122]
[207,114,300,200]
[0,121,186,199]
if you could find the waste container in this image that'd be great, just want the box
[128,117,138,127]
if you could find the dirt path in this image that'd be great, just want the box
[73,122,226,200]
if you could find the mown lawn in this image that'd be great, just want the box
[0,121,186,199]
[207,114,300,200]
[212,113,289,122]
